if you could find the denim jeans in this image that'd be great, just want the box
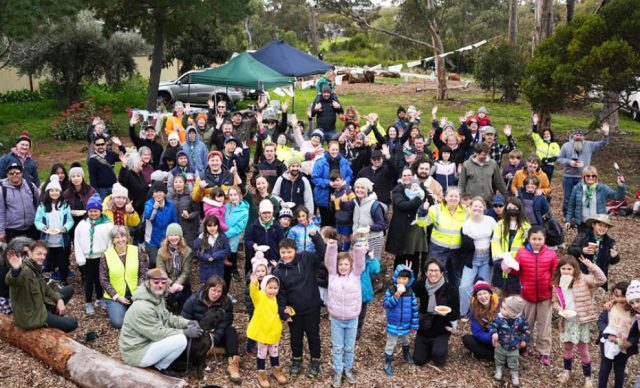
[330,318,358,372]
[96,187,112,200]
[459,251,492,317]
[106,299,128,329]
[139,334,187,370]
[429,243,461,289]
[562,176,582,218]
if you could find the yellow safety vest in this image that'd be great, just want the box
[104,245,139,300]
[425,204,470,249]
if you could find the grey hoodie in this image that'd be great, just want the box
[557,135,608,178]
[0,178,39,234]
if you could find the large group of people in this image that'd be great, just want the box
[0,74,638,388]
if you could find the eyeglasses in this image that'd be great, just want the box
[94,143,106,146]
[150,279,168,285]
[8,171,22,176]
[492,204,504,208]
[585,175,598,178]
[267,121,277,125]
[217,105,225,108]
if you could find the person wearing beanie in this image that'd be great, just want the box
[489,295,530,387]
[486,193,506,221]
[244,249,269,357]
[0,130,39,186]
[272,155,314,215]
[74,192,114,315]
[180,126,208,175]
[88,134,127,199]
[311,82,343,142]
[143,181,178,268]
[277,202,294,234]
[164,100,193,144]
[351,176,387,260]
[156,223,193,313]
[128,113,164,169]
[192,111,214,148]
[474,106,492,127]
[462,279,501,360]
[191,150,236,203]
[245,198,285,267]
[0,162,40,242]
[102,182,140,229]
[63,163,97,240]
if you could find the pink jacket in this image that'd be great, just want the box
[202,198,229,232]
[325,242,366,321]
[553,262,606,324]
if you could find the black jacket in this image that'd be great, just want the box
[129,125,164,169]
[413,279,460,338]
[357,160,398,205]
[181,291,234,344]
[385,183,426,255]
[568,231,619,289]
[118,167,148,215]
[312,98,343,133]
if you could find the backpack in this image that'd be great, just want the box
[370,200,389,221]
[543,213,564,247]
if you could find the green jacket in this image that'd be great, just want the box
[5,258,61,329]
[119,284,189,366]
[156,246,193,287]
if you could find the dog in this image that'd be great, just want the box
[170,309,226,380]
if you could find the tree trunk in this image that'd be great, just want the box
[146,9,166,111]
[508,0,518,44]
[309,7,319,56]
[0,315,186,388]
[599,91,620,133]
[566,0,576,23]
[244,16,253,49]
[533,0,553,50]
[426,0,447,100]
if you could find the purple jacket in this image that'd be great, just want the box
[325,242,366,320]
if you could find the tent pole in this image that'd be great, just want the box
[292,82,296,114]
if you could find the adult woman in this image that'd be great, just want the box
[246,175,281,230]
[311,140,353,227]
[510,153,551,196]
[458,197,496,318]
[531,113,560,180]
[0,131,39,186]
[461,281,500,360]
[491,197,530,298]
[157,223,193,313]
[164,101,193,144]
[192,151,238,202]
[224,186,249,284]
[99,226,147,328]
[420,187,469,289]
[352,177,387,260]
[117,151,148,216]
[63,164,96,240]
[181,276,241,384]
[413,258,460,367]
[566,166,626,232]
[386,168,429,278]
[138,146,154,185]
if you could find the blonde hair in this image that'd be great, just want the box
[158,235,191,263]
[582,166,598,179]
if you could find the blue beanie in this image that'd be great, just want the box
[86,193,103,211]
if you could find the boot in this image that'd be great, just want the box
[307,358,321,378]
[257,370,271,388]
[511,370,520,387]
[493,365,503,381]
[227,356,241,384]
[272,366,287,385]
[402,345,414,364]
[332,371,342,388]
[584,377,593,388]
[558,370,570,383]
[343,369,357,384]
[290,357,302,376]
[383,354,394,376]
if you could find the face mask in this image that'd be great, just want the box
[506,209,519,218]
[543,137,551,143]
[277,136,287,146]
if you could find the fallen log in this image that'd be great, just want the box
[0,314,186,388]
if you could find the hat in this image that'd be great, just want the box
[231,109,242,117]
[208,150,223,161]
[409,178,419,185]
[16,131,31,146]
[111,182,128,198]
[259,199,274,214]
[224,136,238,145]
[354,177,374,193]
[492,194,505,206]
[263,110,277,122]
[626,279,640,302]
[260,274,279,290]
[168,132,180,142]
[86,193,103,211]
[371,150,383,159]
[397,106,406,115]
[279,202,294,219]
[150,170,169,183]
[472,280,493,297]
[403,146,417,156]
[69,166,84,179]
[151,180,167,194]
[166,223,183,237]
[407,105,417,114]
[585,214,614,228]
[251,250,269,274]
[174,101,184,109]
[285,155,302,168]
[147,268,168,280]
[144,125,156,132]
[6,162,23,173]
[45,175,62,192]
[310,129,324,140]
[573,128,585,135]
[477,106,487,114]
[481,126,496,135]
[321,84,332,93]
[503,295,525,318]
[443,121,455,131]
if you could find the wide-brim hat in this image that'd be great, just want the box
[585,214,614,227]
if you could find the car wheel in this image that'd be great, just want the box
[633,102,640,122]
[158,92,173,109]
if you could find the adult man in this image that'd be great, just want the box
[0,131,39,186]
[5,239,77,332]
[180,126,208,175]
[413,135,431,161]
[357,147,397,205]
[253,143,287,189]
[459,143,508,199]
[212,120,235,152]
[272,155,314,213]
[312,84,343,141]
[395,106,409,133]
[221,136,250,187]
[557,124,609,218]
[413,158,444,203]
[129,114,164,169]
[481,125,516,167]
[0,163,39,242]
[119,268,201,377]
[88,135,126,199]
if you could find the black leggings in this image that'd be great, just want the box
[317,205,335,228]
[288,309,321,359]
[214,326,239,357]
[461,334,495,360]
[84,259,103,303]
[44,246,71,283]
[598,343,629,388]
[413,334,450,367]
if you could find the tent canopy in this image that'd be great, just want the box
[251,40,334,77]
[189,52,294,90]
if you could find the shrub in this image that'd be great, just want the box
[474,38,525,102]
[84,74,147,112]
[50,101,120,140]
[0,89,43,104]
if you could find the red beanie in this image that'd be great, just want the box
[16,131,31,146]
[472,280,493,296]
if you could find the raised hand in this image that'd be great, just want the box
[208,99,214,109]
[130,112,139,126]
[503,125,512,137]
[431,105,438,119]
[282,99,290,112]
[602,122,610,136]
[6,250,22,270]
[532,113,539,125]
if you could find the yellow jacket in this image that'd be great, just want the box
[491,220,531,258]
[102,195,141,227]
[419,204,469,249]
[510,169,551,196]
[246,282,282,345]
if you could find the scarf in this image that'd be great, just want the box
[87,215,110,258]
[426,276,445,314]
[583,182,597,208]
[260,219,274,230]
[169,245,181,277]
[113,208,125,226]
[207,234,218,247]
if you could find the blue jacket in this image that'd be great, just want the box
[383,264,419,336]
[470,313,493,345]
[244,220,285,263]
[193,233,231,283]
[517,188,550,226]
[360,254,380,303]
[0,152,39,186]
[287,223,321,253]
[224,200,249,252]
[180,127,208,175]
[567,183,625,225]
[489,315,531,351]
[34,202,74,247]
[311,152,353,207]
[143,198,178,248]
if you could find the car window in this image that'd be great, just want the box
[177,74,191,85]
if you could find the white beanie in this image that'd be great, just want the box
[69,166,84,179]
[112,182,129,198]
[150,170,169,182]
[626,279,640,303]
[168,132,180,142]
[354,177,374,193]
[259,199,274,213]
[45,175,62,192]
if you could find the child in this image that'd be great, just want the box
[432,146,458,191]
[74,193,114,315]
[329,170,355,251]
[325,237,366,387]
[246,251,270,357]
[102,183,141,228]
[624,281,640,387]
[287,206,321,253]
[272,234,326,378]
[246,272,288,388]
[630,188,640,219]
[474,106,492,127]
[382,264,419,376]
[517,176,550,226]
[552,256,606,386]
[507,225,558,365]
[245,200,285,273]
[354,231,381,339]
[460,192,473,208]
[193,215,231,285]
[224,185,249,284]
[34,175,74,285]
[157,223,194,313]
[143,181,178,268]
[202,186,229,232]
[502,149,524,186]
[598,281,639,388]
[404,178,425,201]
[278,202,294,235]
[489,295,530,388]
[167,174,200,246]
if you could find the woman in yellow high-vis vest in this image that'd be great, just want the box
[99,226,147,329]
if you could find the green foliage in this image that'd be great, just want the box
[0,89,42,104]
[50,101,119,141]
[83,75,147,112]
[0,0,82,39]
[474,38,525,102]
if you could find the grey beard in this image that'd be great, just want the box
[573,140,584,154]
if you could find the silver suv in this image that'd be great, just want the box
[158,71,244,108]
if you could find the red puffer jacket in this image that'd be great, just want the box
[512,244,558,303]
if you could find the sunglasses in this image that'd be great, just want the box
[94,143,106,146]
[8,171,22,176]
[492,204,504,208]
[217,105,225,108]
[150,279,168,285]
[585,175,598,178]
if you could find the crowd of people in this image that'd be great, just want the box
[0,73,639,388]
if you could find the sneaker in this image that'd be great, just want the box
[290,357,302,376]
[332,372,342,388]
[158,368,181,378]
[343,369,356,384]
[229,294,238,304]
[558,370,570,383]
[584,377,593,388]
[307,358,321,378]
[95,299,107,309]
[460,316,469,323]
[51,272,61,282]
[540,355,551,366]
[85,303,95,315]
